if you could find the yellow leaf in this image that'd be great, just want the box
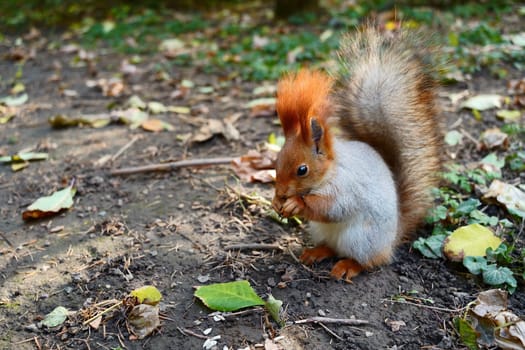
[443,224,502,262]
[130,285,162,306]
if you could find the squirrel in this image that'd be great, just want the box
[272,26,443,281]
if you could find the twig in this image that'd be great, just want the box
[0,231,13,247]
[83,301,123,326]
[208,307,264,319]
[294,316,369,326]
[385,299,467,313]
[224,243,284,251]
[110,157,236,176]
[287,247,317,275]
[459,128,482,149]
[318,322,344,341]
[111,135,140,162]
[14,337,38,345]
[177,327,209,340]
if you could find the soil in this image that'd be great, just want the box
[0,29,523,350]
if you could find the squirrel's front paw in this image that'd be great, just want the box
[280,196,305,218]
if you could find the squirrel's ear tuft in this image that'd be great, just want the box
[276,69,333,137]
[311,118,323,144]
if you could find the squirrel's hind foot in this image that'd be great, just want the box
[330,258,364,282]
[300,245,336,265]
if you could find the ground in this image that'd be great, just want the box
[0,11,524,350]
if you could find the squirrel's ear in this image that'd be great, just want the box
[310,118,324,154]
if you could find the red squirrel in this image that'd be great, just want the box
[272,27,442,281]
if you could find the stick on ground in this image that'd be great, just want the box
[110,157,236,176]
[294,316,369,326]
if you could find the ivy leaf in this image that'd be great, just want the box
[412,234,446,259]
[463,256,487,275]
[482,265,517,291]
[194,280,265,312]
[454,198,481,216]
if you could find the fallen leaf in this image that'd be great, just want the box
[496,110,521,122]
[191,119,224,143]
[128,304,161,339]
[148,101,168,114]
[130,285,162,306]
[265,294,284,326]
[22,182,76,221]
[86,78,125,97]
[385,319,406,332]
[0,152,48,164]
[454,317,478,350]
[443,224,502,262]
[231,149,278,183]
[480,128,508,150]
[49,114,111,129]
[141,118,174,132]
[128,95,147,109]
[0,105,16,123]
[194,280,265,312]
[484,180,525,219]
[112,108,149,129]
[40,306,69,328]
[159,38,187,58]
[461,94,503,111]
[246,97,276,117]
[445,130,463,146]
[167,106,190,114]
[0,93,28,106]
[465,289,525,349]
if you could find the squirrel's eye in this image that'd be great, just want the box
[296,164,308,177]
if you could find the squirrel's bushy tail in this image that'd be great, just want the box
[335,27,442,238]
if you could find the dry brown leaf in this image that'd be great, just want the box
[480,128,509,150]
[128,304,161,339]
[483,180,525,218]
[231,149,278,183]
[385,319,406,332]
[468,289,525,349]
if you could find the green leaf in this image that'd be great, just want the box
[265,294,284,326]
[130,285,162,306]
[496,110,521,122]
[0,152,48,164]
[482,265,517,289]
[412,234,446,259]
[455,198,481,216]
[194,280,265,312]
[453,317,479,350]
[22,184,76,220]
[463,256,487,275]
[0,93,28,106]
[444,130,463,146]
[426,205,448,223]
[40,306,69,328]
[481,153,505,170]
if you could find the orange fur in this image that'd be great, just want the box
[276,69,333,143]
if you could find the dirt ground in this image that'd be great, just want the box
[0,27,524,350]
